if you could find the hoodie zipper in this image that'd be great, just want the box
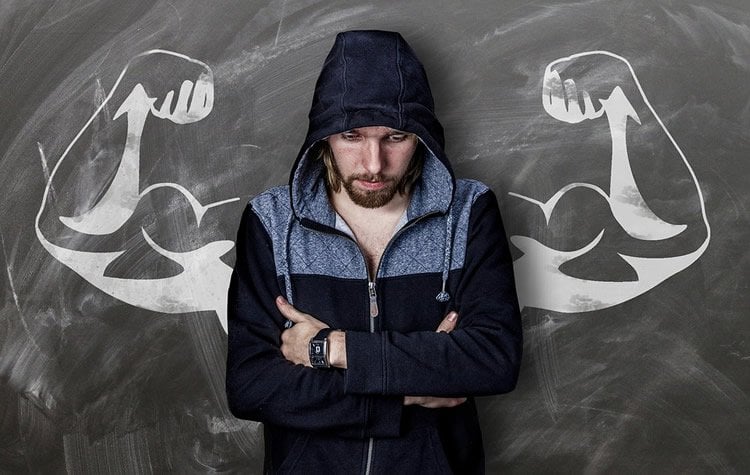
[368,282,379,324]
[300,212,442,475]
[363,211,439,475]
[363,210,437,349]
[365,279,377,474]
[364,211,437,346]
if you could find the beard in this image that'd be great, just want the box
[341,173,399,208]
[331,160,409,209]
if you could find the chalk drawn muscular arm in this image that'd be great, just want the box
[509,52,711,313]
[35,50,236,332]
[58,50,216,234]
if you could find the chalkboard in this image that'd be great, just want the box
[1,0,749,472]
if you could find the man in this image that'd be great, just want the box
[226,30,522,474]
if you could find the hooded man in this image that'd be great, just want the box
[226,30,522,474]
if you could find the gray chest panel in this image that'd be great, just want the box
[251,180,489,280]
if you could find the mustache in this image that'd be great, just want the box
[347,173,395,183]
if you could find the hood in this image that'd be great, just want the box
[289,30,454,228]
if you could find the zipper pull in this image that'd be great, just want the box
[368,281,379,318]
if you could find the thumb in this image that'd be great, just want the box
[435,311,458,333]
[276,296,305,323]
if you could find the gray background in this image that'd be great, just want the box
[2,0,749,473]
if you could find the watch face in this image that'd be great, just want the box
[310,339,328,368]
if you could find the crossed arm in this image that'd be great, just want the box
[276,296,466,408]
[226,193,522,436]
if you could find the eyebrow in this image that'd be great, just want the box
[346,128,410,135]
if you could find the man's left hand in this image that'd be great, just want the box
[276,296,329,367]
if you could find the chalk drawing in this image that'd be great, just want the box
[510,51,711,313]
[35,49,710,329]
[35,50,237,332]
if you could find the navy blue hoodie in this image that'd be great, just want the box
[226,30,522,474]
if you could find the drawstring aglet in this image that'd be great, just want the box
[435,290,450,303]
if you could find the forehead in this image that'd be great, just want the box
[344,126,410,136]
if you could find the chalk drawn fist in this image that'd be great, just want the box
[148,70,213,124]
[542,52,637,124]
[114,50,214,124]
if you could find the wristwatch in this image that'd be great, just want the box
[309,328,335,368]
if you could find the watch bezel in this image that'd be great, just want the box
[309,328,334,368]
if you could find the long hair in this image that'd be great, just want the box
[317,139,425,195]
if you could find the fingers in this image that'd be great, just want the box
[423,397,465,408]
[543,61,607,123]
[581,90,603,119]
[542,69,566,119]
[404,396,467,408]
[276,296,303,323]
[153,90,175,118]
[563,78,580,117]
[148,75,213,124]
[189,72,214,117]
[542,69,561,105]
[175,80,193,115]
[435,311,458,333]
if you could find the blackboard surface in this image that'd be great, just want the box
[1,1,748,473]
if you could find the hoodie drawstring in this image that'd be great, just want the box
[435,210,453,303]
[282,213,295,328]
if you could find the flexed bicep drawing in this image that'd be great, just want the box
[35,50,237,332]
[510,51,710,313]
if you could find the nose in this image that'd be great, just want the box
[361,139,386,175]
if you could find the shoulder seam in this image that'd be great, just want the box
[471,185,491,206]
[249,185,292,245]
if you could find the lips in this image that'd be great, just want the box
[355,179,388,191]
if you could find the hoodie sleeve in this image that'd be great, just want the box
[344,190,523,397]
[226,204,403,438]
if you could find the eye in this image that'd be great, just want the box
[386,133,411,143]
[341,132,362,141]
